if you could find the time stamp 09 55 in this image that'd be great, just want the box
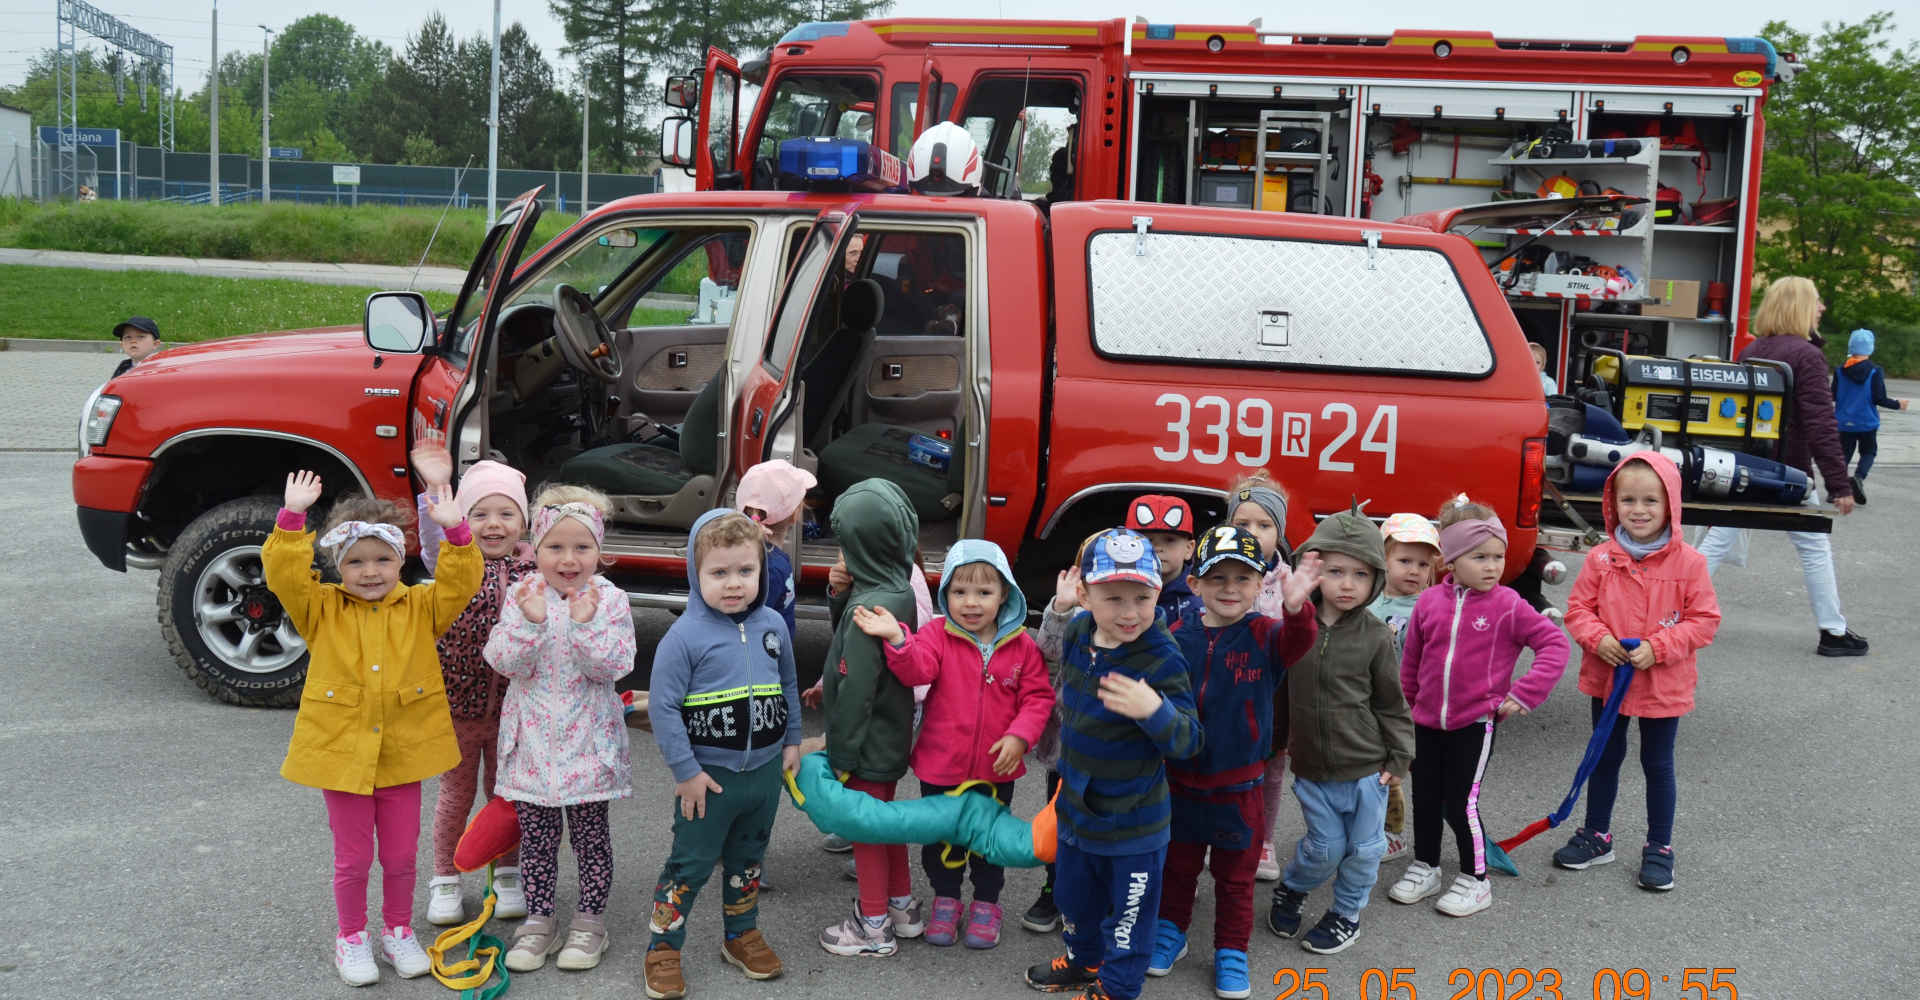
[1271,967,1741,1000]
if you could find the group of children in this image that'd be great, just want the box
[268,444,1720,999]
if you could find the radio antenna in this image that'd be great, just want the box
[411,154,477,292]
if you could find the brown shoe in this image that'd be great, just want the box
[721,929,783,980]
[644,942,686,999]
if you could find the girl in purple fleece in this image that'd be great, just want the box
[1387,498,1569,919]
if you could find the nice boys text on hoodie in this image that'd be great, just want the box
[881,540,1054,786]
[649,509,805,782]
[1399,564,1571,732]
[1564,454,1721,717]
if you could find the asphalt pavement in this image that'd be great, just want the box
[4,352,1917,998]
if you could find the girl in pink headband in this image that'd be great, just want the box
[1386,496,1569,920]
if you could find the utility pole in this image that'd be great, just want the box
[209,0,219,206]
[580,62,590,214]
[259,25,273,204]
[485,0,500,224]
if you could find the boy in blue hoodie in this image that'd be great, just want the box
[1832,328,1911,505]
[1025,528,1203,1000]
[1150,526,1319,998]
[645,510,804,999]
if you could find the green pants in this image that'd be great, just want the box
[648,755,784,950]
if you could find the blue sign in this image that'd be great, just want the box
[38,125,119,148]
[268,146,304,160]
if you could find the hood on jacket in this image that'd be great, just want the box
[686,507,769,620]
[831,479,919,595]
[1295,506,1388,608]
[1841,354,1875,382]
[1600,452,1685,544]
[1848,328,1875,357]
[938,538,1027,645]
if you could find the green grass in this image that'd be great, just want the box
[0,200,577,270]
[0,265,456,343]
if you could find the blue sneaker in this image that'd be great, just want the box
[1213,948,1251,999]
[1638,843,1675,891]
[1144,919,1187,977]
[1552,827,1615,870]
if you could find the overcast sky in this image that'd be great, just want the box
[1,0,1912,93]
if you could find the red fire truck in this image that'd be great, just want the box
[668,18,1794,381]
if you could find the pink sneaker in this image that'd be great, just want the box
[962,901,1003,949]
[924,896,963,946]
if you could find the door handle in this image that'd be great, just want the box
[431,398,448,429]
[883,363,904,380]
[669,350,689,369]
[750,408,765,436]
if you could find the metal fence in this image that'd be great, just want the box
[23,140,655,212]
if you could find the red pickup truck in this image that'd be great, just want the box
[75,183,1548,706]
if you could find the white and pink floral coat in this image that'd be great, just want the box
[484,576,637,807]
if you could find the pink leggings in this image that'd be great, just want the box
[323,782,422,937]
[433,715,518,875]
[845,777,911,918]
[1261,751,1290,843]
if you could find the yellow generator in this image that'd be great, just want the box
[1588,350,1789,451]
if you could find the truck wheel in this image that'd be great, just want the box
[157,497,308,707]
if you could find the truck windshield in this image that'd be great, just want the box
[754,73,879,165]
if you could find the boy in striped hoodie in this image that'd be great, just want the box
[1025,528,1203,1000]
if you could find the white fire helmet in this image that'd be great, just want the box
[908,121,983,195]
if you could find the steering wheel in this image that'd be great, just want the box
[551,284,623,384]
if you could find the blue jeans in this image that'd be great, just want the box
[1055,841,1165,1000]
[1281,775,1390,919]
[1582,698,1680,847]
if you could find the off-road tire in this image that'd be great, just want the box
[157,496,308,707]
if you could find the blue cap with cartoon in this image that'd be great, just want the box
[1079,528,1162,587]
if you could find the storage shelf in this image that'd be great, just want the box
[1659,149,1708,157]
[1262,151,1329,164]
[1572,311,1730,325]
[1654,224,1735,234]
[1489,156,1651,167]
[1199,163,1256,172]
[1510,290,1646,303]
[1485,223,1648,238]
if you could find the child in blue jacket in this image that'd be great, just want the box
[1832,328,1911,504]
[1152,526,1319,999]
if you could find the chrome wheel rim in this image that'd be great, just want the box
[192,545,305,674]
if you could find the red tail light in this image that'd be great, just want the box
[1517,437,1545,528]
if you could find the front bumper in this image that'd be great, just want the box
[72,454,154,572]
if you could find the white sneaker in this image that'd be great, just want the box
[379,925,433,978]
[334,930,379,987]
[1382,830,1409,862]
[888,897,926,938]
[1387,861,1443,904]
[428,875,465,926]
[1434,875,1493,917]
[1255,840,1280,882]
[1544,606,1565,626]
[493,867,527,920]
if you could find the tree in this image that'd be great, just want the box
[1756,13,1920,336]
[549,0,647,170]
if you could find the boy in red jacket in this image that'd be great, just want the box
[851,539,1053,949]
[1553,454,1720,891]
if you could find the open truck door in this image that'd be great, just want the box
[659,47,742,190]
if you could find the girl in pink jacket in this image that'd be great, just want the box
[1389,498,1569,919]
[849,539,1053,950]
[1553,454,1719,892]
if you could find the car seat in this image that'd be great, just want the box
[556,369,723,498]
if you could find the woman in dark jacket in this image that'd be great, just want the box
[1695,276,1865,656]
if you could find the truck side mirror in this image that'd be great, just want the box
[364,291,433,354]
[664,74,699,110]
[661,116,695,168]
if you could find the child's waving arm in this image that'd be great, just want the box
[874,614,940,688]
[422,491,481,632]
[569,580,637,683]
[1645,553,1722,667]
[1257,600,1319,670]
[262,471,326,637]
[484,579,553,679]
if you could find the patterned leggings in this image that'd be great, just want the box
[513,800,612,917]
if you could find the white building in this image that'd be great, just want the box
[0,103,32,199]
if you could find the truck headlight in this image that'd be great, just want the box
[85,394,122,447]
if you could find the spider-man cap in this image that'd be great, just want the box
[1125,494,1195,537]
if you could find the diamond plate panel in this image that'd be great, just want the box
[1088,231,1494,376]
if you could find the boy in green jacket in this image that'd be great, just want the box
[1267,507,1414,956]
[819,479,926,957]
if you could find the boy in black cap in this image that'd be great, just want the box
[113,316,163,377]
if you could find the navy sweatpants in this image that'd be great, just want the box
[1055,840,1166,1000]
